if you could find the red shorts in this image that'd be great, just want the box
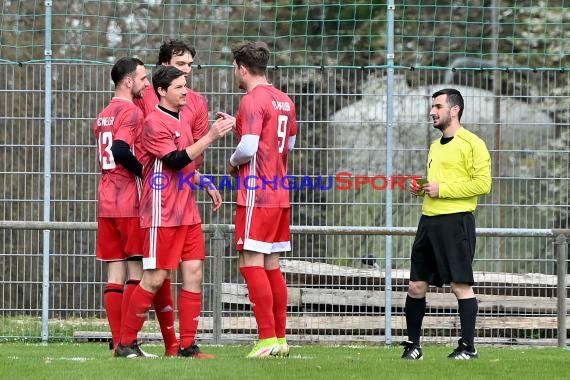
[235,206,291,254]
[96,217,142,261]
[142,224,206,270]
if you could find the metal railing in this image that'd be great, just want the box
[1,221,567,347]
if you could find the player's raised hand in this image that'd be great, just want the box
[209,116,234,139]
[216,111,236,122]
[216,111,237,133]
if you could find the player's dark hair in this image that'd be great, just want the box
[111,57,144,87]
[156,39,196,65]
[231,41,270,76]
[152,65,186,99]
[432,88,464,120]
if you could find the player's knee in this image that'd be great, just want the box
[141,270,168,293]
[450,282,475,299]
[181,261,203,281]
[408,280,428,297]
[450,282,474,298]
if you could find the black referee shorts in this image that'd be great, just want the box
[409,212,476,287]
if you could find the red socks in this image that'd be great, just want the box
[121,278,178,353]
[178,289,201,349]
[265,268,288,339]
[119,286,154,345]
[154,278,178,353]
[121,279,140,323]
[103,283,123,348]
[240,266,275,339]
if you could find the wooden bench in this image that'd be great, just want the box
[220,260,569,343]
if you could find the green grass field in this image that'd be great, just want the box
[1,343,569,380]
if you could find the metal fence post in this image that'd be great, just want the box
[42,0,54,344]
[555,234,568,348]
[384,0,396,346]
[211,225,226,344]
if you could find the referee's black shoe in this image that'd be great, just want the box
[447,338,478,360]
[400,340,423,360]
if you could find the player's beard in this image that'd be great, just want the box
[433,121,445,132]
[432,113,451,132]
[234,71,246,90]
[133,88,144,99]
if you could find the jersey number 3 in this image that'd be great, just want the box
[98,131,116,170]
[277,115,288,154]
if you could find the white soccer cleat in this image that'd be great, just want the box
[275,338,289,357]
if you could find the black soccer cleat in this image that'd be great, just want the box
[447,338,478,360]
[400,340,423,360]
[178,343,215,359]
[115,341,158,359]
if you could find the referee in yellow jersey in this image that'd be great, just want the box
[400,88,492,360]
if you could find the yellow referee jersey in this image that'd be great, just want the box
[422,127,492,216]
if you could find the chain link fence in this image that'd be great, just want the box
[0,1,569,345]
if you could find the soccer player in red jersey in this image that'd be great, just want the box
[134,39,208,170]
[131,39,209,357]
[93,57,156,357]
[116,65,234,358]
[227,41,297,358]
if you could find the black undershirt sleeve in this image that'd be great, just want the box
[161,150,192,171]
[110,140,143,178]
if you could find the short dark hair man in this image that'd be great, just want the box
[401,88,491,360]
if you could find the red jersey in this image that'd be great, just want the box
[139,107,201,228]
[235,84,297,207]
[93,97,143,218]
[134,85,208,169]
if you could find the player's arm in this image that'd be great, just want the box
[228,134,259,177]
[161,149,192,171]
[142,117,192,172]
[288,106,298,151]
[154,116,234,172]
[229,134,260,167]
[288,135,296,151]
[192,171,222,211]
[439,140,492,198]
[228,135,259,177]
[110,140,143,178]
[112,109,144,177]
[228,97,261,171]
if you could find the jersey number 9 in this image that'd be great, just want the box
[277,115,288,154]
